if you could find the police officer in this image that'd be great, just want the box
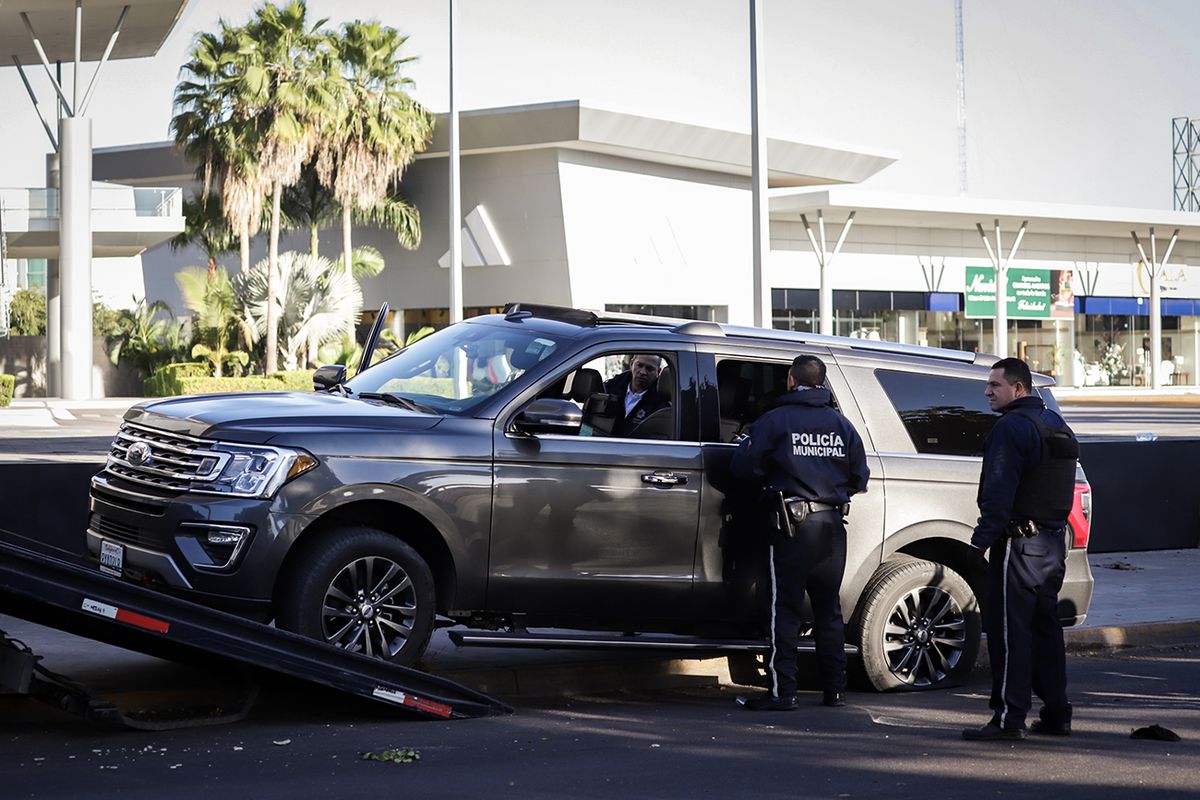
[731,355,869,710]
[963,357,1078,741]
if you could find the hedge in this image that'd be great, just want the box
[145,364,317,397]
[145,362,211,397]
[0,374,14,407]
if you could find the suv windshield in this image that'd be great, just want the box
[345,320,567,414]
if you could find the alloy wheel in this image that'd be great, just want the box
[881,585,967,687]
[320,555,418,659]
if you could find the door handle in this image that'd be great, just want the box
[641,471,687,487]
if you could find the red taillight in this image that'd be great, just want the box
[1068,481,1091,549]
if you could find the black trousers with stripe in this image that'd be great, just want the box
[767,511,847,699]
[984,529,1071,730]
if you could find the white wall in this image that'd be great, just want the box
[558,154,754,322]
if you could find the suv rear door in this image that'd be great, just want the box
[691,341,886,628]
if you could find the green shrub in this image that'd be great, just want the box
[145,367,316,397]
[178,376,294,394]
[268,370,316,391]
[0,374,14,407]
[144,362,211,397]
[10,289,46,336]
[379,376,454,397]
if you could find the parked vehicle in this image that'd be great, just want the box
[87,303,1094,691]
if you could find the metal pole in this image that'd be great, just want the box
[749,0,769,328]
[11,57,58,149]
[19,13,74,116]
[79,5,131,115]
[954,0,968,195]
[1149,229,1161,389]
[448,0,462,324]
[73,0,82,110]
[994,220,1007,358]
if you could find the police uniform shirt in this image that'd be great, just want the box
[731,386,870,504]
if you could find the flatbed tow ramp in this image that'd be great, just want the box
[0,537,511,727]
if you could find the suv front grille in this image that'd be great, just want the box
[104,422,220,495]
[89,512,160,548]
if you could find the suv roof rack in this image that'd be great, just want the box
[720,325,978,363]
[498,302,978,365]
[503,302,598,326]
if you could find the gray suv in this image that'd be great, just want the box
[87,303,1093,691]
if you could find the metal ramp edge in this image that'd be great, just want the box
[0,538,512,721]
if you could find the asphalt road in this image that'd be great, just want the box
[1,646,1196,800]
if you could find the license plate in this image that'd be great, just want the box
[99,540,124,577]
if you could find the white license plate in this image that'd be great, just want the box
[99,539,124,577]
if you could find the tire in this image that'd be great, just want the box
[276,526,436,666]
[855,557,981,692]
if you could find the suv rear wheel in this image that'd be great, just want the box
[855,557,980,691]
[277,526,435,666]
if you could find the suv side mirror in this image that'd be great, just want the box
[313,364,347,392]
[512,398,583,435]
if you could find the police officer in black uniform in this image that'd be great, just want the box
[731,355,870,710]
[963,357,1078,741]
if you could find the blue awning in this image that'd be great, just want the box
[1076,296,1199,316]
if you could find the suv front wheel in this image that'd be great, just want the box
[855,556,981,691]
[276,526,436,666]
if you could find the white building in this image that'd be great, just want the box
[93,100,1200,389]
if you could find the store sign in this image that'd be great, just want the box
[965,266,1074,319]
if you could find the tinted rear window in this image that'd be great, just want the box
[876,369,998,457]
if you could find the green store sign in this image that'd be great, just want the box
[964,266,1053,319]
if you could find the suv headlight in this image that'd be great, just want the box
[193,443,318,498]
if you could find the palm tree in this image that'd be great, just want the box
[281,164,340,257]
[172,22,267,278]
[170,192,237,282]
[105,298,188,378]
[176,266,246,377]
[234,251,362,371]
[241,1,337,373]
[317,20,433,338]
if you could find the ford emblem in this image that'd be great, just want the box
[127,442,153,467]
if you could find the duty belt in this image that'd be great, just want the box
[1007,519,1065,538]
[784,498,851,521]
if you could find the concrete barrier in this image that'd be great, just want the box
[0,461,100,563]
[1079,440,1200,552]
[2,440,1196,562]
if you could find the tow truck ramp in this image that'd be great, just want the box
[0,538,511,726]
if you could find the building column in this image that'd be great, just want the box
[45,151,61,396]
[58,116,92,400]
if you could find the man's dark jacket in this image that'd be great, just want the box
[604,372,671,437]
[730,387,869,505]
[971,395,1075,550]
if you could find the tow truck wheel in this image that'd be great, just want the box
[277,526,435,666]
[855,557,980,691]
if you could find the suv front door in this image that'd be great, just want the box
[488,346,702,622]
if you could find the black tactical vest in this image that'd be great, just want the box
[1010,407,1079,523]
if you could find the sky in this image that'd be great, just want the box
[0,0,1197,209]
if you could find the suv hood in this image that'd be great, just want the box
[125,392,442,443]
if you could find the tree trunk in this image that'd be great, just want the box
[343,204,355,343]
[266,181,281,375]
[207,254,218,283]
[310,223,319,258]
[240,226,250,275]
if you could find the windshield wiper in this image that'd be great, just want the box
[358,392,438,414]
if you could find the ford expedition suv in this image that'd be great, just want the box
[87,303,1094,691]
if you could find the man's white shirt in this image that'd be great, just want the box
[624,388,646,416]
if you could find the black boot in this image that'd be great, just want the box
[738,694,798,711]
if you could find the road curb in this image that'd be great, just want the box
[1064,619,1200,652]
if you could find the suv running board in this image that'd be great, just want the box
[449,629,859,655]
